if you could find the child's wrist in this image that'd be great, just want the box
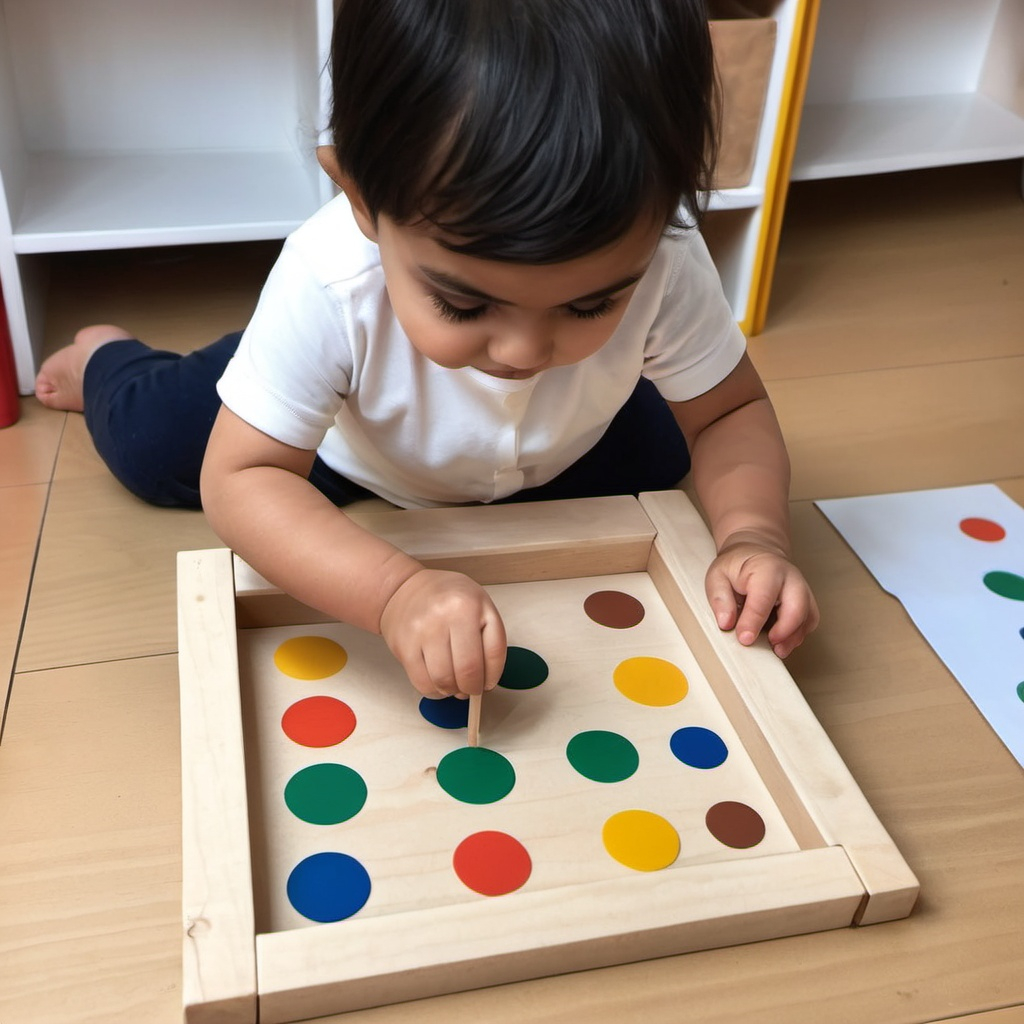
[716,528,790,560]
[375,557,426,634]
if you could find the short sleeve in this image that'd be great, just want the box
[641,230,747,403]
[216,243,357,451]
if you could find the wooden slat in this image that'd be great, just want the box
[638,490,919,923]
[255,847,864,1024]
[234,495,656,626]
[177,549,257,1024]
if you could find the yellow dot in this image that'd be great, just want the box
[274,636,348,680]
[613,656,688,706]
[602,810,680,871]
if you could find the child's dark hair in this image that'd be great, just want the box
[328,0,717,264]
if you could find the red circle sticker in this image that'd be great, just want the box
[453,831,532,896]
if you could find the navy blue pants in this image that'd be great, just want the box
[82,333,690,509]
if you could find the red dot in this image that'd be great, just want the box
[281,696,356,747]
[960,517,1006,542]
[453,831,532,896]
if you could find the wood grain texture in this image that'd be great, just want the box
[180,494,916,1022]
[178,550,256,1024]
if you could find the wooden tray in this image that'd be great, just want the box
[177,490,918,1024]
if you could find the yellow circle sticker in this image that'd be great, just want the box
[602,809,680,871]
[274,636,349,680]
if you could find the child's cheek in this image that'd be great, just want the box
[405,317,479,369]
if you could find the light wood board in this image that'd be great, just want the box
[177,491,918,1024]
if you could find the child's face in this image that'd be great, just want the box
[372,213,663,380]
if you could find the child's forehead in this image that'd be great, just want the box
[382,213,665,307]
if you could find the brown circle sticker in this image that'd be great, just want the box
[584,590,645,629]
[705,801,766,849]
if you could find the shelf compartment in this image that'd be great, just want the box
[794,93,1024,181]
[12,150,322,254]
[792,0,1024,180]
[0,0,333,391]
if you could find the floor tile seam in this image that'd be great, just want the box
[10,648,178,683]
[2,415,68,744]
[755,350,1024,387]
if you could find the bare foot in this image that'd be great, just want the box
[34,325,135,412]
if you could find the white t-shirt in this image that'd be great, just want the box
[217,195,746,509]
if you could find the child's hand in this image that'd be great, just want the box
[704,541,819,659]
[379,569,507,699]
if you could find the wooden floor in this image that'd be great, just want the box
[0,160,1022,1024]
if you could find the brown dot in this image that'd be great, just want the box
[584,590,645,629]
[705,801,766,849]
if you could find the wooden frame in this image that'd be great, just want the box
[177,491,918,1024]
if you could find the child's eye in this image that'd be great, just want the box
[566,297,616,320]
[431,294,487,324]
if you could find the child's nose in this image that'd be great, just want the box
[490,323,553,369]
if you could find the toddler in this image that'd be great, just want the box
[36,0,819,699]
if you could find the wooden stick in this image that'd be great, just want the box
[467,693,482,747]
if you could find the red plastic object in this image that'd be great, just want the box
[0,277,20,428]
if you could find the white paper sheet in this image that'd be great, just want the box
[816,484,1024,767]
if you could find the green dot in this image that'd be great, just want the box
[983,571,1024,601]
[499,646,549,689]
[566,730,639,783]
[436,747,516,804]
[284,763,367,825]
[1017,681,1024,703]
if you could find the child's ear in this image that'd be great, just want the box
[316,145,378,242]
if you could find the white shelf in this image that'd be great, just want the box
[12,151,322,253]
[706,185,767,213]
[792,0,1024,181]
[795,93,1024,181]
[0,0,334,393]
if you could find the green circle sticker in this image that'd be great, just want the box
[284,763,367,825]
[436,747,516,804]
[566,730,639,783]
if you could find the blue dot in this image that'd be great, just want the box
[287,852,371,922]
[418,695,469,729]
[670,726,728,769]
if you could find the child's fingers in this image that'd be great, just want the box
[704,565,740,631]
[733,586,780,647]
[447,624,490,697]
[480,612,507,692]
[767,580,820,658]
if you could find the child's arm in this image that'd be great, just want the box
[669,352,819,658]
[200,406,507,698]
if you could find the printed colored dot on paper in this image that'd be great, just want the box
[959,517,1006,542]
[453,831,532,896]
[436,746,516,804]
[274,636,348,679]
[584,590,646,629]
[281,695,356,747]
[983,571,1024,602]
[287,852,371,922]
[602,809,680,872]
[670,726,728,769]
[499,646,549,689]
[613,656,688,706]
[566,730,639,783]
[1017,681,1024,704]
[284,763,367,825]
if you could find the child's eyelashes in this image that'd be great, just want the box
[430,294,487,324]
[429,293,617,324]
[565,297,616,320]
